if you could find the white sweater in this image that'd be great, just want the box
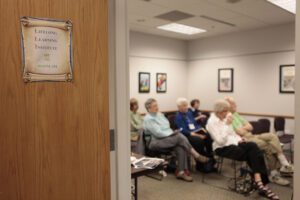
[206,113,242,151]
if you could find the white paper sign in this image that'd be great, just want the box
[21,17,73,82]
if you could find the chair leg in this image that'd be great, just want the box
[290,143,293,164]
[219,157,224,174]
[233,160,237,190]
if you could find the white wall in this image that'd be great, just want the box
[187,23,295,134]
[129,24,295,132]
[129,31,188,113]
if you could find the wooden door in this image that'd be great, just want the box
[0,0,110,200]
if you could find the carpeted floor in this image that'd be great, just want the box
[135,159,293,200]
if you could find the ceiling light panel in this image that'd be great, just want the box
[267,0,295,14]
[157,23,206,35]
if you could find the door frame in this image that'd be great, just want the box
[109,0,131,200]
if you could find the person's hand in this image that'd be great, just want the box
[190,132,197,137]
[235,127,248,136]
[239,138,247,144]
[190,132,206,139]
[198,134,207,139]
[199,114,207,119]
[195,116,202,121]
[226,114,234,125]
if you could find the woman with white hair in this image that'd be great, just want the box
[143,98,210,182]
[174,97,214,172]
[206,99,279,200]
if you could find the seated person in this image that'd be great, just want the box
[175,98,213,171]
[143,98,209,182]
[225,97,293,185]
[130,98,143,152]
[206,99,279,200]
[188,99,210,127]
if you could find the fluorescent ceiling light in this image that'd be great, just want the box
[157,23,206,35]
[267,0,295,14]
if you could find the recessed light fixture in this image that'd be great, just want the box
[267,0,295,14]
[157,23,206,35]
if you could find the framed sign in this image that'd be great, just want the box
[218,68,233,92]
[20,16,73,82]
[156,73,167,93]
[280,64,295,93]
[139,72,150,93]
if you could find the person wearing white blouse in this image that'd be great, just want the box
[206,99,279,200]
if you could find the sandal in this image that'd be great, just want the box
[253,180,280,200]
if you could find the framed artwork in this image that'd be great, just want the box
[218,68,233,92]
[139,72,150,93]
[280,64,295,93]
[156,73,167,93]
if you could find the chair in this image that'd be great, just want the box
[202,153,246,192]
[167,114,177,130]
[249,121,261,135]
[142,130,173,158]
[258,118,270,133]
[274,117,294,162]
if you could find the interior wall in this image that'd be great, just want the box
[129,24,295,132]
[187,23,295,133]
[129,31,188,113]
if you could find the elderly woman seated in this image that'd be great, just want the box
[143,98,209,182]
[175,98,214,171]
[130,98,143,152]
[225,97,292,186]
[206,99,279,200]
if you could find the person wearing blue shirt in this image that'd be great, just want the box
[175,98,214,172]
[143,98,210,182]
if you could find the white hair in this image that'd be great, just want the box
[176,97,188,107]
[213,99,230,113]
[145,98,156,111]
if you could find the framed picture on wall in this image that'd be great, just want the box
[280,64,295,93]
[139,72,150,93]
[156,73,167,93]
[218,68,233,92]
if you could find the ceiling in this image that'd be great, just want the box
[128,0,295,40]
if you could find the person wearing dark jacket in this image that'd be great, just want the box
[189,99,210,127]
[175,98,213,171]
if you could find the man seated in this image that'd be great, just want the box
[207,99,279,200]
[224,97,293,185]
[143,98,209,182]
[175,98,214,172]
[188,99,210,127]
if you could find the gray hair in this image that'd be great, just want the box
[176,97,188,106]
[213,99,230,113]
[145,98,157,111]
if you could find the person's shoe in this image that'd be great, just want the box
[280,165,294,176]
[175,169,190,176]
[269,175,290,186]
[176,172,193,182]
[195,154,209,163]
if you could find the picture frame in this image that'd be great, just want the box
[218,68,233,92]
[139,72,150,93]
[280,64,295,94]
[156,73,167,93]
